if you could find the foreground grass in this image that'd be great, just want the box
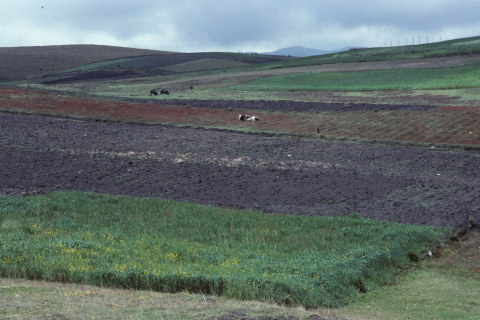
[0,191,449,309]
[339,232,480,320]
[2,233,478,320]
[1,277,315,320]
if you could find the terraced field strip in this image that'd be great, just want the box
[1,87,480,146]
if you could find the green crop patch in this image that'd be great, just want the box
[0,191,449,308]
[230,64,480,92]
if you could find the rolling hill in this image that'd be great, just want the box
[2,49,290,85]
[0,44,176,83]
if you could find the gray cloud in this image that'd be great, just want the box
[1,0,479,52]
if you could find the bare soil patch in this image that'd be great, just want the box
[124,96,437,112]
[1,110,479,231]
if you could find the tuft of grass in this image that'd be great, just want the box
[0,191,449,308]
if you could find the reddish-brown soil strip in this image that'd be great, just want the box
[1,87,479,146]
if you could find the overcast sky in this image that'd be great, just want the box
[1,0,479,53]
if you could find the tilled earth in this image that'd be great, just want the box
[1,110,479,231]
[125,97,438,112]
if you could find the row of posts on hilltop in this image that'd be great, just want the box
[385,35,446,47]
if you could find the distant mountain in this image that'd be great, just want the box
[261,46,367,57]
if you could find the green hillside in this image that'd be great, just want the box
[231,60,480,92]
[257,35,480,70]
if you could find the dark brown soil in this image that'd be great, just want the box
[1,110,479,232]
[124,97,438,112]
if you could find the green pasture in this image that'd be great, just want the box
[1,235,479,320]
[230,62,480,92]
[0,191,449,308]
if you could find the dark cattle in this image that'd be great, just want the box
[150,90,158,96]
[160,90,170,95]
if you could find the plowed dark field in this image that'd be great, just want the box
[124,97,438,112]
[1,110,479,231]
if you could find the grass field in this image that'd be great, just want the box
[230,62,480,92]
[1,192,479,319]
[0,191,449,309]
[2,231,480,320]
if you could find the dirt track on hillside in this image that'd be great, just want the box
[1,111,479,231]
